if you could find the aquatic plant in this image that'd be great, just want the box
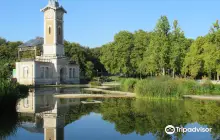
[89,81,102,86]
[120,78,138,92]
[120,76,220,98]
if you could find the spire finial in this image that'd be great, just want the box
[48,0,59,7]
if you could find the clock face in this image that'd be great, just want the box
[45,10,54,19]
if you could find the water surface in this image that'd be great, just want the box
[1,87,220,140]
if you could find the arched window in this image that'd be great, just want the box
[72,68,75,78]
[41,67,44,78]
[49,26,51,35]
[45,67,49,78]
[23,98,29,108]
[58,26,61,36]
[69,68,72,78]
[23,67,28,78]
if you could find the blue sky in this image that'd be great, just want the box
[0,0,219,47]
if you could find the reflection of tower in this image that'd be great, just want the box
[16,88,56,113]
[44,113,65,140]
[17,87,82,140]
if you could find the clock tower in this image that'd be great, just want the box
[41,0,67,57]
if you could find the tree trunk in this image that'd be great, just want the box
[209,71,212,80]
[162,68,165,76]
[217,72,219,81]
[172,70,175,78]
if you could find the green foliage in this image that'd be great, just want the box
[100,42,117,74]
[134,77,186,98]
[131,30,150,74]
[0,37,7,46]
[114,31,134,75]
[119,76,220,98]
[89,81,102,86]
[0,79,29,98]
[100,16,191,78]
[19,47,41,60]
[182,22,220,79]
[99,16,220,79]
[64,41,106,80]
[120,78,138,92]
[100,31,135,76]
[85,61,94,79]
[99,98,220,139]
[0,61,15,79]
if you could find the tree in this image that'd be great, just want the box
[130,30,150,77]
[154,16,171,75]
[114,31,134,76]
[100,42,117,74]
[170,20,187,77]
[85,61,94,79]
[90,47,106,75]
[182,37,205,78]
[140,32,160,76]
[0,37,7,46]
[202,42,217,79]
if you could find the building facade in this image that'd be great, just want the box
[15,0,80,85]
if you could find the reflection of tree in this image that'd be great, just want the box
[100,98,135,134]
[0,107,20,139]
[65,104,100,125]
[6,98,220,139]
[100,98,220,140]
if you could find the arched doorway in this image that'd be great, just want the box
[60,68,66,84]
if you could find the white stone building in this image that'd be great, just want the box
[15,0,80,85]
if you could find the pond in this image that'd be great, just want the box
[1,87,220,140]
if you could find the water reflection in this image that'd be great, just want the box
[3,87,220,140]
[16,88,81,140]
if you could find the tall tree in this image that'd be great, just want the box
[182,37,205,78]
[114,31,134,76]
[153,16,171,75]
[130,30,150,76]
[100,42,118,74]
[170,20,187,77]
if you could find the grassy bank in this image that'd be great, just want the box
[120,76,220,98]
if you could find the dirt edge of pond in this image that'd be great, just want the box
[183,95,220,100]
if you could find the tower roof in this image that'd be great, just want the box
[48,0,59,7]
[41,0,67,13]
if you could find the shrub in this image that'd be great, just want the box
[177,79,199,95]
[121,76,220,98]
[0,79,29,98]
[109,76,121,82]
[121,78,138,92]
[89,81,102,86]
[16,84,29,98]
[134,76,199,98]
[200,80,215,94]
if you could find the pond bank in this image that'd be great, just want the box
[34,84,90,88]
[54,93,135,99]
[183,95,220,101]
[83,88,135,95]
